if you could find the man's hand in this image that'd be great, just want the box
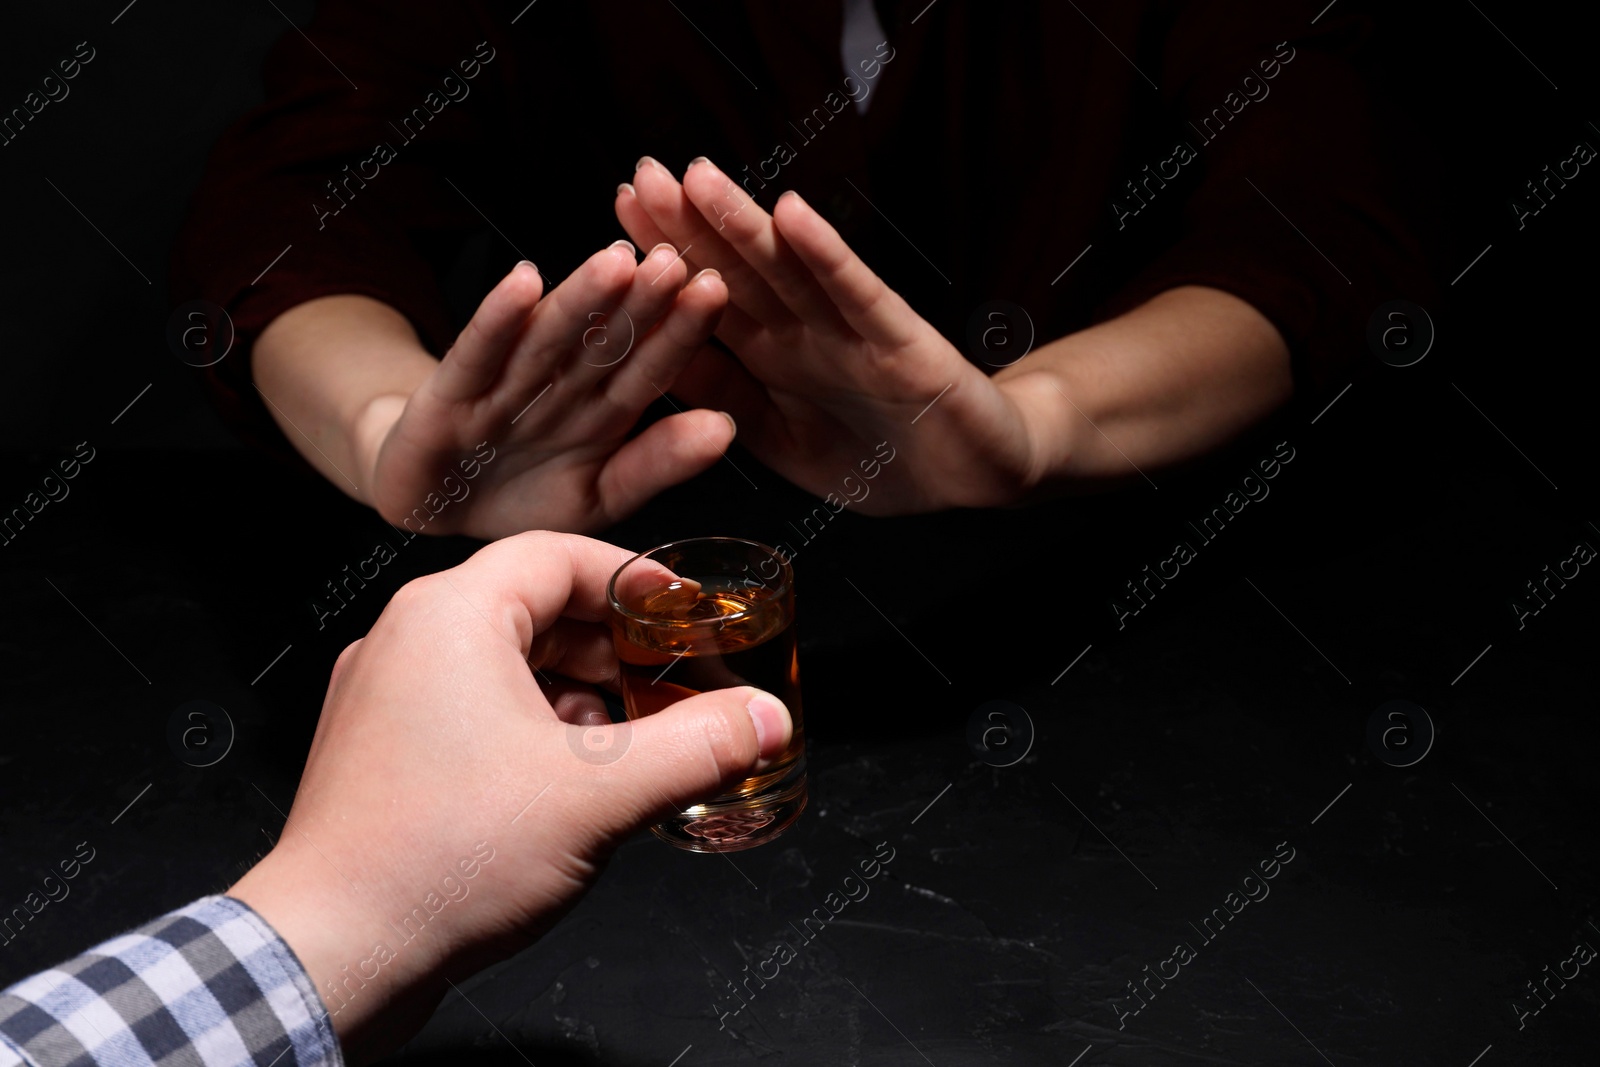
[228,532,793,1064]
[617,158,1046,513]
[257,243,737,539]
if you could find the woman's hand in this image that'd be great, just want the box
[369,244,740,536]
[616,158,1050,513]
[256,242,738,539]
[617,158,1294,505]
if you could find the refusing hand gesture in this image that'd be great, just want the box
[616,157,1055,514]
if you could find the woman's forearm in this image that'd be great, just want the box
[997,285,1294,488]
[252,294,440,503]
[253,286,1290,507]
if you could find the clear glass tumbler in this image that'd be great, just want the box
[608,537,806,852]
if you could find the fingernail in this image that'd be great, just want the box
[636,155,664,173]
[687,155,711,170]
[690,267,722,285]
[616,182,635,197]
[514,259,537,274]
[718,409,736,437]
[649,241,678,257]
[746,691,790,760]
[608,239,637,256]
[778,189,805,205]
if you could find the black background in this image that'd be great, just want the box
[1,2,1596,1064]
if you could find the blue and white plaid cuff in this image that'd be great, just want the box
[0,895,340,1067]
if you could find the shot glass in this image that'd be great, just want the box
[608,537,806,852]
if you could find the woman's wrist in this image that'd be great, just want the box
[992,367,1085,497]
[253,295,439,507]
[991,286,1293,492]
[350,391,411,508]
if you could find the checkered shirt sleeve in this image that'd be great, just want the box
[0,896,340,1067]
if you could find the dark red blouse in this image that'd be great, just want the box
[171,0,1432,459]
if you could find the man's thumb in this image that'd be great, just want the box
[586,687,793,836]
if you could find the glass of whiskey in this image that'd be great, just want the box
[607,537,806,852]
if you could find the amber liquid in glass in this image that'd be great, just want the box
[612,579,805,843]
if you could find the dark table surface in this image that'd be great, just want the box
[1,377,1595,1066]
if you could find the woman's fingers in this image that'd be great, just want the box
[615,181,673,253]
[497,243,636,406]
[681,158,848,332]
[554,242,696,392]
[619,180,765,354]
[773,190,921,348]
[630,156,796,330]
[603,267,729,412]
[595,407,737,522]
[433,261,544,402]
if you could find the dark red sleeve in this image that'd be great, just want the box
[1098,3,1435,397]
[168,0,514,460]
